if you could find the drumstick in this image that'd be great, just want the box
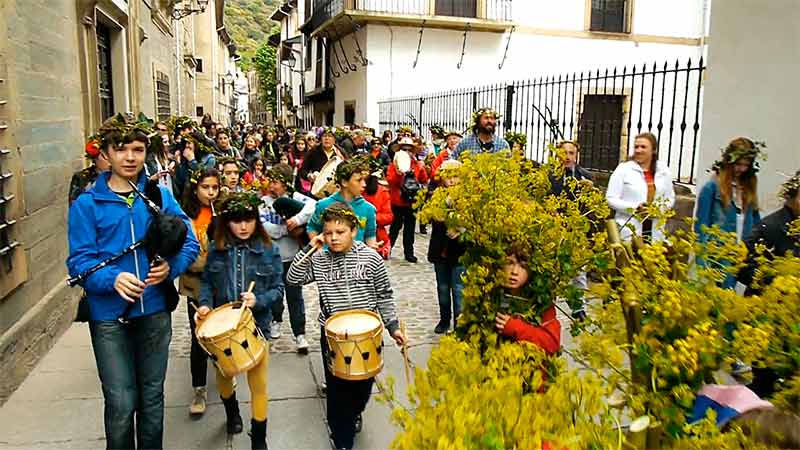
[238,281,257,320]
[295,244,321,266]
[400,321,411,385]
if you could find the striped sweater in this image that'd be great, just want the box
[287,241,400,334]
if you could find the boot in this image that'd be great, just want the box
[250,418,268,449]
[189,386,207,416]
[221,393,243,434]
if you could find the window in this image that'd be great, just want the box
[435,0,477,18]
[196,106,204,116]
[315,37,324,89]
[344,101,356,125]
[96,22,115,122]
[589,0,629,33]
[196,57,203,73]
[155,71,171,121]
[577,95,624,172]
[304,36,312,71]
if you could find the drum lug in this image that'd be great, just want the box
[344,356,352,365]
[362,351,370,361]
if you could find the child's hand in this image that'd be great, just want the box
[194,306,211,324]
[495,312,512,333]
[240,291,256,308]
[309,234,326,250]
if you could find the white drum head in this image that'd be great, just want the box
[326,312,382,336]
[197,307,241,338]
[394,150,411,173]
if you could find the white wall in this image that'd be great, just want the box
[697,0,799,212]
[333,28,368,126]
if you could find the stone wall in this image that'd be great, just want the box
[0,0,84,404]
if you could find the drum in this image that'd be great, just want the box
[312,155,342,198]
[394,150,411,173]
[197,303,266,378]
[324,310,384,381]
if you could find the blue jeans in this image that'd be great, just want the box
[271,261,306,336]
[89,312,172,450]
[433,263,465,324]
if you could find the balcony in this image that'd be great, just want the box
[301,0,513,37]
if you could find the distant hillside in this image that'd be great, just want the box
[225,0,281,70]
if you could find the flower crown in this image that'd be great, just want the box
[217,192,262,217]
[267,166,293,188]
[185,133,218,158]
[504,131,528,148]
[471,108,501,128]
[86,112,155,156]
[429,125,445,137]
[396,125,414,135]
[166,115,196,135]
[711,139,767,175]
[321,206,361,227]
[780,171,800,200]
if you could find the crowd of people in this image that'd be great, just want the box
[65,108,800,450]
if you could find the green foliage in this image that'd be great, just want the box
[252,42,278,115]
[224,0,280,70]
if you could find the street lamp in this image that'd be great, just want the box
[171,0,210,21]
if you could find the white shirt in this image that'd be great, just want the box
[606,160,676,242]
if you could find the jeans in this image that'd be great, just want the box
[271,261,306,336]
[320,327,373,449]
[389,205,416,258]
[187,298,208,387]
[433,262,465,324]
[89,312,172,450]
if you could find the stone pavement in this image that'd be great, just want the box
[0,232,574,450]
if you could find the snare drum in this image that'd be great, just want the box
[197,303,267,378]
[324,310,384,381]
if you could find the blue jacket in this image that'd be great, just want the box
[695,178,760,242]
[67,172,199,321]
[307,192,377,242]
[199,238,284,333]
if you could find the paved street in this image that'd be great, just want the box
[0,234,443,450]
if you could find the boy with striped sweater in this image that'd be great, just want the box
[287,203,406,450]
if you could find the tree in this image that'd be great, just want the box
[253,42,277,115]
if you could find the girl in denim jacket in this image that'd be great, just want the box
[196,192,284,450]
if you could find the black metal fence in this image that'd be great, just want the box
[378,58,706,184]
[307,0,512,33]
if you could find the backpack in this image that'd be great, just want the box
[400,170,422,203]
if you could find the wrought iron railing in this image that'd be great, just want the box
[306,0,513,33]
[378,58,706,184]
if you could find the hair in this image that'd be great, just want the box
[291,136,307,155]
[221,159,239,171]
[213,215,271,250]
[717,137,759,211]
[121,129,150,148]
[365,174,379,196]
[781,170,800,201]
[335,157,367,185]
[382,129,393,143]
[244,135,257,149]
[723,408,800,449]
[633,132,659,173]
[181,167,220,219]
[249,155,266,172]
[558,140,581,152]
[321,202,359,230]
[216,128,230,139]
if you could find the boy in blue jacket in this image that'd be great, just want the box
[67,115,199,450]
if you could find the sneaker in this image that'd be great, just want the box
[270,321,282,339]
[434,320,449,335]
[189,386,207,416]
[296,334,309,355]
[404,255,418,263]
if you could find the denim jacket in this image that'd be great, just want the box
[695,178,760,242]
[199,238,284,333]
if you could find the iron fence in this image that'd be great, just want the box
[378,58,706,184]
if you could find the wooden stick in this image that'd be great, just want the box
[295,245,321,266]
[400,321,411,385]
[239,281,257,322]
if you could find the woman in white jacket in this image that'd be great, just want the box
[606,132,676,242]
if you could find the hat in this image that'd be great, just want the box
[398,137,416,148]
[444,130,463,138]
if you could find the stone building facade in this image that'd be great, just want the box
[0,0,237,404]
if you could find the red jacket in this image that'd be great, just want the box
[386,160,429,207]
[430,148,451,181]
[500,305,561,355]
[363,185,393,259]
